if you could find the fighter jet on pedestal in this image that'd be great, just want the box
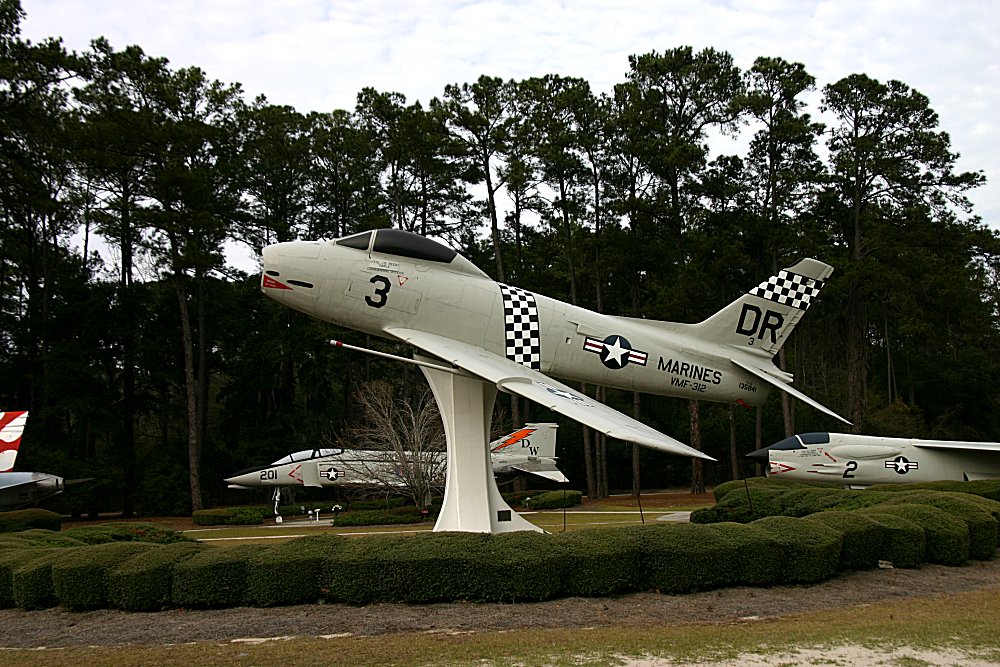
[260,228,846,533]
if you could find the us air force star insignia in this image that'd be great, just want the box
[538,382,588,404]
[885,456,918,474]
[583,334,649,370]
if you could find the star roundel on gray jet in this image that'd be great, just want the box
[583,334,649,370]
[885,455,919,474]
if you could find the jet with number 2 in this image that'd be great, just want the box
[261,228,848,464]
[747,432,1000,487]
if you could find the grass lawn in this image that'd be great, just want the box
[188,505,695,543]
[3,586,998,666]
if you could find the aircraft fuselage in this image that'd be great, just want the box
[226,450,559,490]
[261,238,772,407]
[748,432,1000,486]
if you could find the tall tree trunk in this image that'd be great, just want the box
[847,286,868,431]
[778,347,794,437]
[484,153,506,283]
[559,177,577,305]
[119,199,136,518]
[195,271,209,507]
[172,249,202,512]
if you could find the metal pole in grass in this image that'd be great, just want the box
[632,468,645,524]
[743,478,755,519]
[562,486,567,532]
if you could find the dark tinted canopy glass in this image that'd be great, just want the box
[769,436,804,450]
[372,229,457,263]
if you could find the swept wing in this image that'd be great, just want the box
[913,441,1000,452]
[385,327,714,461]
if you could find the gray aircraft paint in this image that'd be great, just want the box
[748,432,1000,486]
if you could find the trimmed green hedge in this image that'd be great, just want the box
[0,536,37,551]
[0,509,63,533]
[751,516,842,583]
[802,511,884,570]
[0,548,59,608]
[0,480,995,611]
[15,529,86,547]
[525,490,583,510]
[52,541,156,610]
[555,527,643,596]
[694,486,894,523]
[193,507,267,526]
[108,541,206,611]
[322,532,491,604]
[640,522,746,593]
[868,479,1000,502]
[695,480,1000,567]
[703,522,783,586]
[12,548,75,610]
[881,492,998,560]
[866,504,969,566]
[330,506,427,526]
[472,532,564,602]
[172,544,266,608]
[62,522,191,545]
[861,511,925,568]
[246,534,346,606]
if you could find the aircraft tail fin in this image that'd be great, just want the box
[490,423,558,458]
[697,259,833,357]
[0,411,29,472]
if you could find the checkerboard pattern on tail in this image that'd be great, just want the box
[499,284,541,370]
[750,270,823,310]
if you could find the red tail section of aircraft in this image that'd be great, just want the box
[0,411,29,473]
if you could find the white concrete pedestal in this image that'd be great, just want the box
[419,357,541,534]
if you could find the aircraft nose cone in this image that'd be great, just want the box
[745,447,771,464]
[224,471,256,486]
[259,242,321,314]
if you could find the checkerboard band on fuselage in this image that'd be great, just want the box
[499,284,541,370]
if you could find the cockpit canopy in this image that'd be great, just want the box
[335,228,487,278]
[271,449,343,465]
[769,432,831,450]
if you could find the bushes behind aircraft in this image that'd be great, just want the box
[0,508,62,533]
[0,485,995,611]
[191,491,584,526]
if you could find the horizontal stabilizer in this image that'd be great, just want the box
[512,465,569,483]
[730,358,851,425]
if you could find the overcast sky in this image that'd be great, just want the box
[18,0,1000,232]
